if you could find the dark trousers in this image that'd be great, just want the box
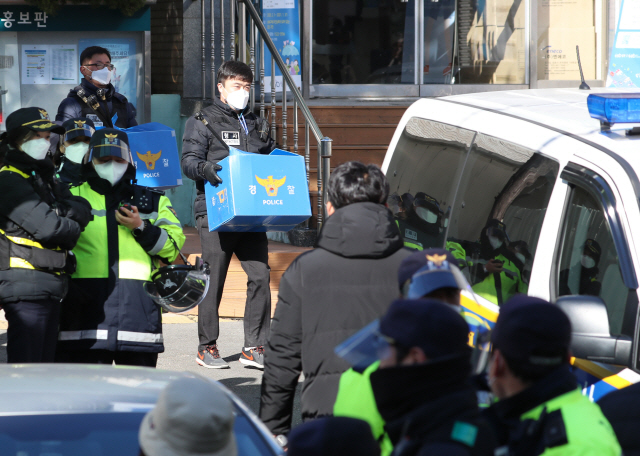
[197,216,271,350]
[56,349,158,367]
[3,299,60,363]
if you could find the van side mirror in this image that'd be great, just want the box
[556,295,632,366]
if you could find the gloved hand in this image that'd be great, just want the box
[61,197,93,229]
[200,162,223,186]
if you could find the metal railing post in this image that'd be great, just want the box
[259,34,265,118]
[249,20,255,112]
[230,0,236,60]
[293,99,298,155]
[320,137,333,227]
[317,136,323,230]
[282,80,288,150]
[221,0,226,62]
[211,0,216,100]
[201,0,206,101]
[304,121,310,228]
[271,57,276,140]
[238,0,247,63]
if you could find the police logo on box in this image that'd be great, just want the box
[222,131,240,146]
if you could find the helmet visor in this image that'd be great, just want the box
[144,267,210,313]
[89,139,132,163]
[334,320,391,372]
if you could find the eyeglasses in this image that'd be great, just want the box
[84,63,115,71]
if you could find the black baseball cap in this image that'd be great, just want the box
[5,107,64,134]
[380,298,470,359]
[62,117,95,142]
[88,128,131,163]
[584,238,602,261]
[397,248,457,292]
[492,295,571,368]
[287,417,379,456]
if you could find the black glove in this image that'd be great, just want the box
[62,197,93,229]
[200,162,223,186]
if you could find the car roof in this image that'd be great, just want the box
[432,88,640,171]
[0,364,209,415]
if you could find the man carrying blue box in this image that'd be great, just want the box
[182,61,275,369]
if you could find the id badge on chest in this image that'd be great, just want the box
[222,131,240,146]
[86,114,103,128]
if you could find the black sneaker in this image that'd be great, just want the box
[196,344,230,369]
[239,346,265,369]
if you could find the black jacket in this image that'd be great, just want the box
[181,97,275,219]
[56,78,137,128]
[371,356,497,456]
[598,381,640,456]
[259,202,410,434]
[0,148,91,304]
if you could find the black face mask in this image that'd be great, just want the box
[370,354,471,423]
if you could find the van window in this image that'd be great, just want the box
[447,133,559,306]
[385,117,475,251]
[556,186,626,336]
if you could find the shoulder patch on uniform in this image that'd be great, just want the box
[450,421,478,447]
[167,206,178,218]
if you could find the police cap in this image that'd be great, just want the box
[62,117,95,142]
[485,218,509,241]
[379,298,470,359]
[6,107,64,134]
[397,248,457,292]
[584,238,602,262]
[88,128,132,163]
[492,295,571,369]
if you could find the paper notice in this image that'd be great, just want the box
[22,45,49,84]
[50,44,77,84]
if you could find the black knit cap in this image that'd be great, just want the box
[287,417,379,456]
[492,295,571,368]
[5,107,64,134]
[379,298,469,359]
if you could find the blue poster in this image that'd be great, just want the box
[607,0,640,88]
[78,39,138,109]
[262,0,301,92]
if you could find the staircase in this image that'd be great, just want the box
[275,104,408,228]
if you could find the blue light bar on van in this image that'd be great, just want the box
[587,93,640,131]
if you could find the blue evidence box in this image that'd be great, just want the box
[204,147,312,232]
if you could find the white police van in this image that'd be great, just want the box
[382,89,640,400]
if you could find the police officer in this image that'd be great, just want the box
[485,295,621,456]
[471,219,526,306]
[559,239,602,297]
[181,60,275,369]
[56,129,185,367]
[0,107,92,363]
[53,117,95,185]
[56,46,137,128]
[396,192,444,250]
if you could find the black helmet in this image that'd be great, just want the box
[143,257,210,313]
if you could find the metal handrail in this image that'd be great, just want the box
[239,0,324,143]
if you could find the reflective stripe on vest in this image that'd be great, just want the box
[1,165,29,179]
[58,329,163,344]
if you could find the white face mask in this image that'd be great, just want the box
[488,235,503,250]
[21,137,50,161]
[64,142,90,164]
[515,252,526,264]
[581,255,596,269]
[93,160,129,186]
[91,67,112,85]
[223,86,250,111]
[415,207,439,224]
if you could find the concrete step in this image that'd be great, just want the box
[181,227,311,318]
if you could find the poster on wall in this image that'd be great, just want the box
[50,44,77,84]
[262,0,301,92]
[21,44,78,85]
[78,38,137,108]
[21,45,48,84]
[607,0,640,88]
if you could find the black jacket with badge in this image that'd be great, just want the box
[371,356,498,456]
[0,148,92,304]
[56,78,137,129]
[181,96,275,219]
[259,202,411,434]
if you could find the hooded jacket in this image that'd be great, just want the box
[56,78,137,128]
[181,96,275,219]
[0,148,91,304]
[259,202,410,434]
